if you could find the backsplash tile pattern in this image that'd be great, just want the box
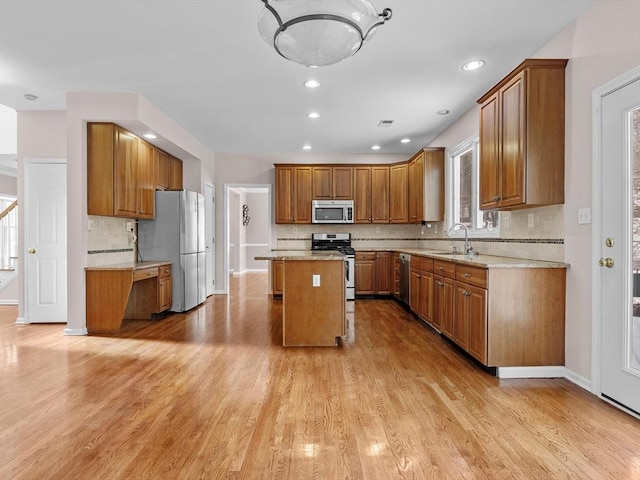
[276,204,565,263]
[87,216,136,266]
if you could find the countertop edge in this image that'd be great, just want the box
[85,261,172,271]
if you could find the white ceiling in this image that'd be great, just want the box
[0,0,594,165]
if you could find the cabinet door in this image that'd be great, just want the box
[499,71,526,208]
[409,268,421,314]
[275,166,294,223]
[376,252,391,295]
[157,150,171,189]
[333,166,353,199]
[371,166,390,223]
[441,277,455,337]
[354,166,372,223]
[114,127,139,217]
[408,154,423,223]
[453,282,470,350]
[158,275,172,312]
[137,139,156,219]
[355,259,376,295]
[293,166,312,223]
[423,148,445,222]
[312,166,332,199]
[420,272,434,324]
[479,92,501,210]
[169,156,183,190]
[272,260,284,295]
[389,163,408,223]
[467,284,488,364]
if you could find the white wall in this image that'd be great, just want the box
[0,174,17,196]
[427,0,640,384]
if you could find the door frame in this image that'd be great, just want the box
[204,183,215,297]
[19,158,68,325]
[591,66,640,411]
[222,183,272,294]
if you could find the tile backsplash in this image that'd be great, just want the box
[87,216,136,266]
[277,204,565,263]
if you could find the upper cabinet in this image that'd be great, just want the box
[389,163,408,223]
[354,165,389,224]
[312,166,353,200]
[478,58,568,210]
[157,149,183,190]
[275,165,312,224]
[407,148,445,223]
[88,122,156,219]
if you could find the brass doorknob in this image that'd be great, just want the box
[28,248,36,254]
[598,257,614,268]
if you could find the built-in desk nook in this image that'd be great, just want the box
[85,261,172,334]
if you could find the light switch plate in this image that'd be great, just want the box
[503,212,511,229]
[312,274,320,287]
[528,213,535,228]
[578,208,591,225]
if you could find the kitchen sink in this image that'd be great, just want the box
[434,251,480,257]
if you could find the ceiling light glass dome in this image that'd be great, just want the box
[258,0,392,67]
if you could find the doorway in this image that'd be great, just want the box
[205,183,215,297]
[593,67,640,416]
[23,159,67,323]
[223,184,271,293]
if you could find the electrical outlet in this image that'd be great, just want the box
[87,219,96,231]
[376,227,381,234]
[126,221,135,232]
[293,227,297,234]
[528,213,534,228]
[503,212,511,229]
[312,274,321,287]
[578,208,591,225]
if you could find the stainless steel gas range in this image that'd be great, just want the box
[311,233,355,301]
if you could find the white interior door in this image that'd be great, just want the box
[205,183,215,296]
[598,73,640,415]
[25,160,67,323]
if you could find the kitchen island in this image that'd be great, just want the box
[255,251,347,347]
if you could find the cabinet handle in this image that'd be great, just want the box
[492,195,501,202]
[463,273,471,278]
[439,266,444,271]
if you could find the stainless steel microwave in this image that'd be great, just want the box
[312,200,354,224]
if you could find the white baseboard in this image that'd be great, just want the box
[232,269,268,277]
[497,366,566,379]
[0,299,18,305]
[64,327,88,336]
[563,368,592,391]
[15,317,29,325]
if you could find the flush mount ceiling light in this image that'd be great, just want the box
[302,144,312,150]
[436,109,450,115]
[307,112,320,119]
[400,138,411,144]
[143,133,157,139]
[258,0,392,67]
[304,79,320,88]
[462,59,485,71]
[24,93,38,101]
[371,145,381,150]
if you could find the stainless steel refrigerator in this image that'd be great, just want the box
[138,190,206,312]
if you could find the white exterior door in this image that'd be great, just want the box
[596,71,640,415]
[205,183,215,296]
[25,160,67,323]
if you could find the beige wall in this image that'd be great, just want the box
[0,174,17,196]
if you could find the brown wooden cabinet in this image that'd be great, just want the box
[354,165,390,224]
[433,259,456,334]
[409,256,434,324]
[88,122,156,219]
[158,264,173,312]
[389,163,408,223]
[272,260,284,296]
[355,252,376,295]
[478,58,568,210]
[409,148,445,223]
[275,165,312,224]
[376,252,392,295]
[312,166,353,200]
[453,281,487,364]
[157,150,183,190]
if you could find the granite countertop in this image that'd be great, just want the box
[85,260,172,271]
[255,250,346,261]
[364,248,569,269]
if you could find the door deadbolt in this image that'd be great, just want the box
[605,237,615,247]
[598,257,614,268]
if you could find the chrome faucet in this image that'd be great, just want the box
[448,223,474,256]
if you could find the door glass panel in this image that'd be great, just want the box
[630,106,640,371]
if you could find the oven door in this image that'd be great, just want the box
[345,256,355,300]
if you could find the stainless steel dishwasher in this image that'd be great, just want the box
[399,253,411,305]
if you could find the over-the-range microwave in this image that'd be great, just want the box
[312,199,354,224]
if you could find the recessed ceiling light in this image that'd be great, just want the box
[302,144,312,150]
[400,138,411,144]
[304,80,320,88]
[143,133,157,139]
[24,94,38,101]
[307,112,320,119]
[462,59,485,71]
[436,109,450,115]
[371,145,381,150]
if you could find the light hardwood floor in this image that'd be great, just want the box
[1,273,638,479]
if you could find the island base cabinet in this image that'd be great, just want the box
[283,260,345,347]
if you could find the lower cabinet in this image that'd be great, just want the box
[158,264,173,312]
[409,256,434,324]
[375,252,392,295]
[433,274,454,333]
[453,282,487,364]
[272,260,284,296]
[355,252,376,295]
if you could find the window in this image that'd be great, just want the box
[448,136,499,237]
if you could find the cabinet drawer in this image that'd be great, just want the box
[133,267,158,282]
[434,260,456,279]
[456,265,487,288]
[355,252,376,261]
[158,265,171,278]
[411,256,433,272]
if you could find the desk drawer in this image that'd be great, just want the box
[356,252,376,261]
[411,256,433,272]
[456,265,487,288]
[434,260,455,279]
[158,265,171,278]
[133,267,158,281]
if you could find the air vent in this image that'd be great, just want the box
[378,119,394,127]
